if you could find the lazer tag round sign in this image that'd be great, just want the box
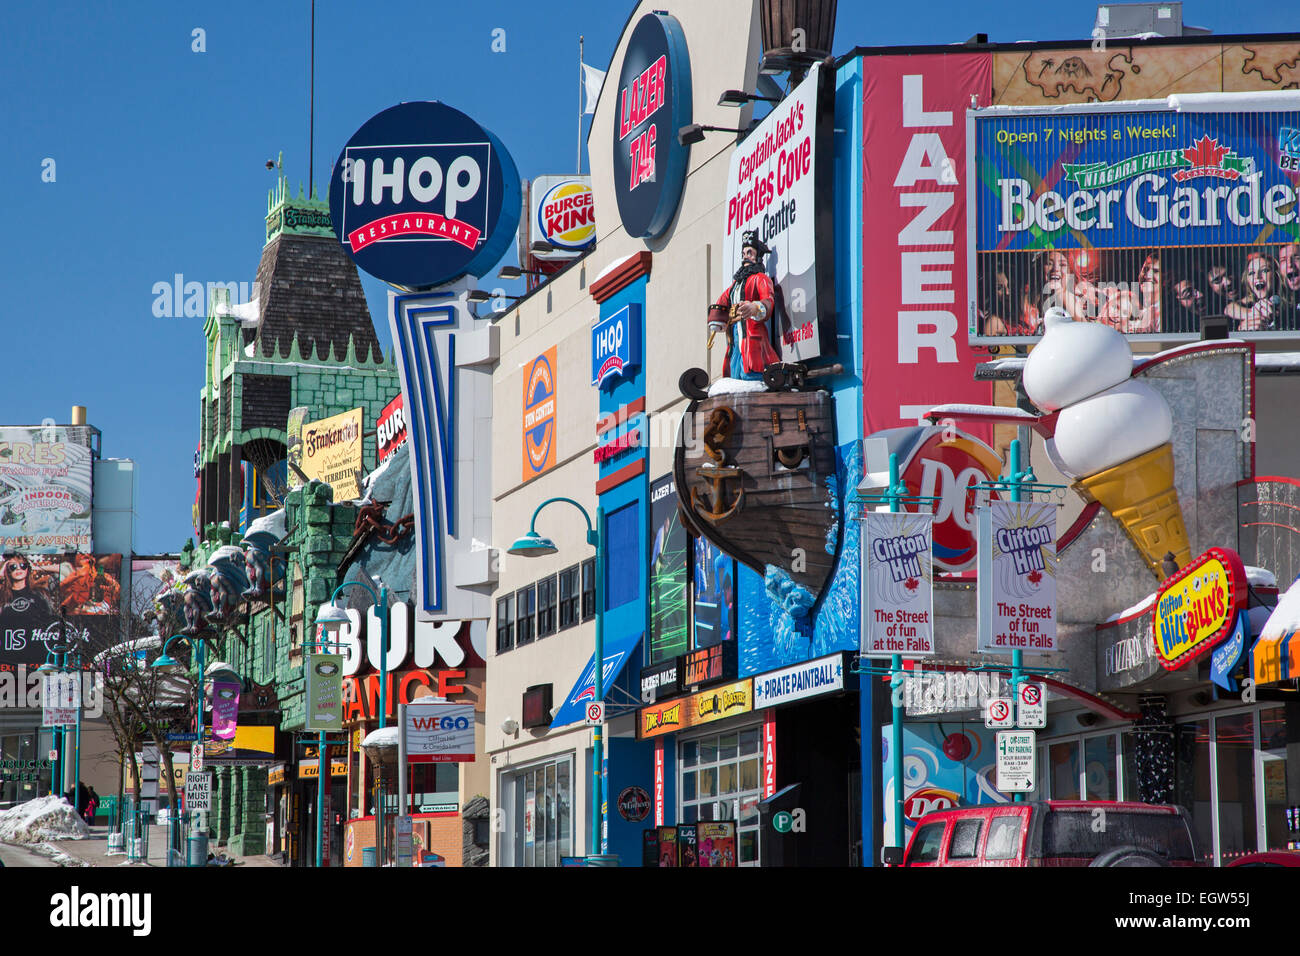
[329,101,521,288]
[612,12,692,240]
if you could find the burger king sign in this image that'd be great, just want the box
[532,176,596,258]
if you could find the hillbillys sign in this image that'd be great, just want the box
[638,679,752,739]
[612,12,691,240]
[723,61,836,364]
[1152,547,1246,670]
[330,101,521,288]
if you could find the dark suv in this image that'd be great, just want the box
[903,801,1201,867]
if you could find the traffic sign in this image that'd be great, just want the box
[1017,682,1046,728]
[983,697,1014,729]
[191,742,205,773]
[167,733,198,742]
[186,771,212,811]
[995,730,1036,793]
[585,701,605,725]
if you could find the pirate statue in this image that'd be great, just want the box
[707,230,781,381]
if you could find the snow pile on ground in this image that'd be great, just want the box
[0,796,91,844]
[27,842,90,867]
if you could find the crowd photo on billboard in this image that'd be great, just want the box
[973,105,1300,340]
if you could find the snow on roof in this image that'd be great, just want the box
[1247,566,1278,589]
[246,508,286,541]
[1169,91,1300,113]
[361,727,400,750]
[592,253,643,286]
[1260,577,1300,641]
[925,403,1039,419]
[1104,591,1157,624]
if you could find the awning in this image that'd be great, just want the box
[1252,580,1300,686]
[550,631,643,728]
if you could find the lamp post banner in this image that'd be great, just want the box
[864,512,935,658]
[977,501,1059,654]
[211,680,241,740]
[306,655,344,732]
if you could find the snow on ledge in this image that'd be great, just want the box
[592,253,643,287]
[707,378,768,396]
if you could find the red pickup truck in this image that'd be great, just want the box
[903,801,1201,867]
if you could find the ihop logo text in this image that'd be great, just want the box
[341,143,491,252]
[591,304,641,390]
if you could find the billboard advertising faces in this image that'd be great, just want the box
[301,408,363,502]
[0,426,94,553]
[724,61,837,364]
[973,106,1300,340]
[531,176,596,259]
[329,101,521,288]
[861,53,994,441]
[649,475,688,666]
[0,553,123,666]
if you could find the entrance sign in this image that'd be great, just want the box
[306,655,344,732]
[978,501,1059,654]
[864,512,934,657]
[995,730,1035,793]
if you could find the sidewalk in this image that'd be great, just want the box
[44,823,286,868]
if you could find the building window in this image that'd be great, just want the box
[496,594,515,654]
[605,502,640,611]
[537,575,557,638]
[516,585,536,646]
[558,565,579,630]
[678,725,763,866]
[581,558,596,621]
[509,755,573,867]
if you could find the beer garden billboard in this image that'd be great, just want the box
[971,104,1300,342]
[0,426,94,553]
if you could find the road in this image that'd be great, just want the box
[0,841,59,867]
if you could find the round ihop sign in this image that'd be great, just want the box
[536,179,596,253]
[329,101,521,289]
[612,12,692,240]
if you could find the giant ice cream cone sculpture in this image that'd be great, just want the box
[1023,308,1191,579]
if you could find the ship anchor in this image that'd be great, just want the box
[691,405,744,523]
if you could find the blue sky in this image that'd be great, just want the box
[0,1,1285,553]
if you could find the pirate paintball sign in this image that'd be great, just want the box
[329,101,521,288]
[977,501,1058,654]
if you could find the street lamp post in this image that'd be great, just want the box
[316,578,388,867]
[153,633,207,865]
[508,496,607,860]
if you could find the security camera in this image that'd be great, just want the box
[501,718,520,735]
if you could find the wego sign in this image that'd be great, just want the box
[329,101,520,288]
[612,12,691,240]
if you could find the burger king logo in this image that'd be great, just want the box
[537,180,595,251]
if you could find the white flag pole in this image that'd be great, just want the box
[578,35,584,174]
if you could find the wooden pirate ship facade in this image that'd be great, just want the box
[673,367,840,602]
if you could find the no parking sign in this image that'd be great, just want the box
[585,701,605,725]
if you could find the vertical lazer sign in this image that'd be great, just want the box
[861,54,993,439]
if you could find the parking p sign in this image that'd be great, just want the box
[585,701,605,725]
[1017,682,1046,728]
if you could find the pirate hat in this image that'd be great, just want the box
[741,230,770,257]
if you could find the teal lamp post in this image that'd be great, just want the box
[35,643,73,805]
[153,633,207,865]
[509,496,606,860]
[316,578,388,867]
